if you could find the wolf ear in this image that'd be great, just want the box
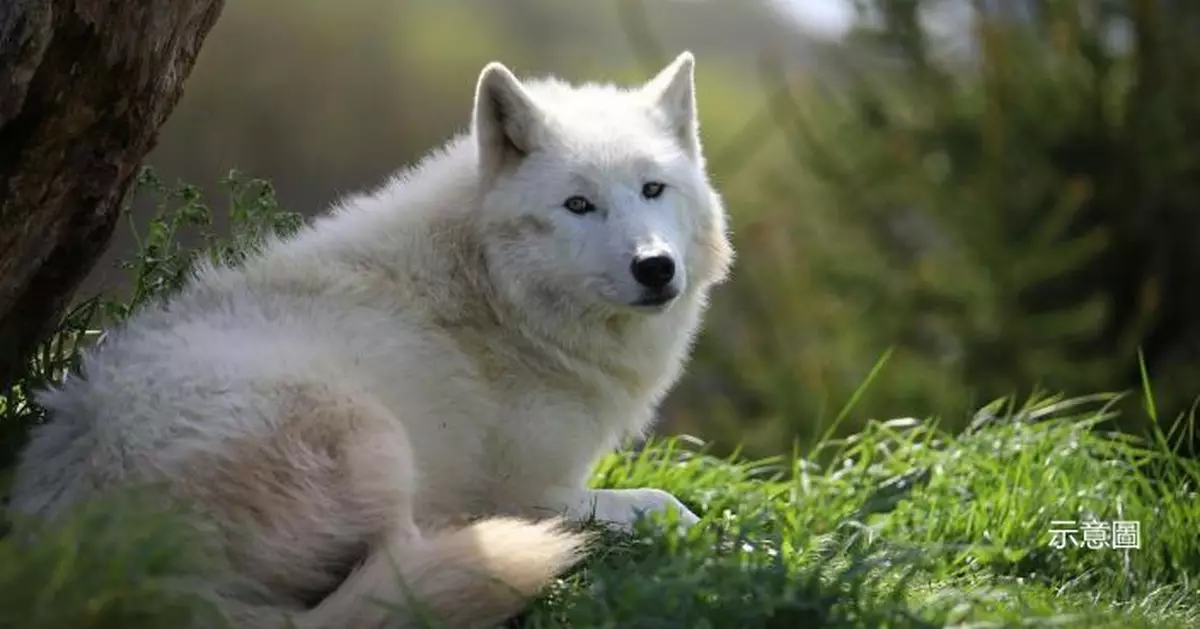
[643,52,699,158]
[473,62,541,175]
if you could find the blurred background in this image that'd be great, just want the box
[79,0,1200,457]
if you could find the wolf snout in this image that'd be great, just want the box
[629,252,679,308]
[630,253,676,291]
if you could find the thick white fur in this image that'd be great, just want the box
[7,51,733,629]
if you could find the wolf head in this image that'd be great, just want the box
[470,53,733,321]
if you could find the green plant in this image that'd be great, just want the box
[0,167,303,487]
[670,0,1200,454]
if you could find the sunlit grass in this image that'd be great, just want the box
[515,394,1200,628]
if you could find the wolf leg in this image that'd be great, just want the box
[169,382,585,629]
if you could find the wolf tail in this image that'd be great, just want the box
[293,517,589,629]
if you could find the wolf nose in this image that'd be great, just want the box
[631,254,676,290]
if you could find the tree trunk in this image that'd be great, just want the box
[0,0,225,390]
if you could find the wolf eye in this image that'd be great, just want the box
[642,182,666,199]
[563,195,595,214]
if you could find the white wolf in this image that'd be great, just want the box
[7,52,733,628]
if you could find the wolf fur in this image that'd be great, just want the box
[7,51,733,628]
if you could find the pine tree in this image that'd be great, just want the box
[792,0,1200,435]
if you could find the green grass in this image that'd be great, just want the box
[0,496,228,629]
[512,395,1200,628]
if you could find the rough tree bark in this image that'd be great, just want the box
[0,0,225,390]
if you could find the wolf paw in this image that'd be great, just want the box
[610,487,700,531]
[539,487,699,534]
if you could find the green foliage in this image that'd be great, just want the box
[0,496,227,629]
[516,394,1200,628]
[107,168,303,321]
[0,168,302,482]
[671,0,1200,454]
